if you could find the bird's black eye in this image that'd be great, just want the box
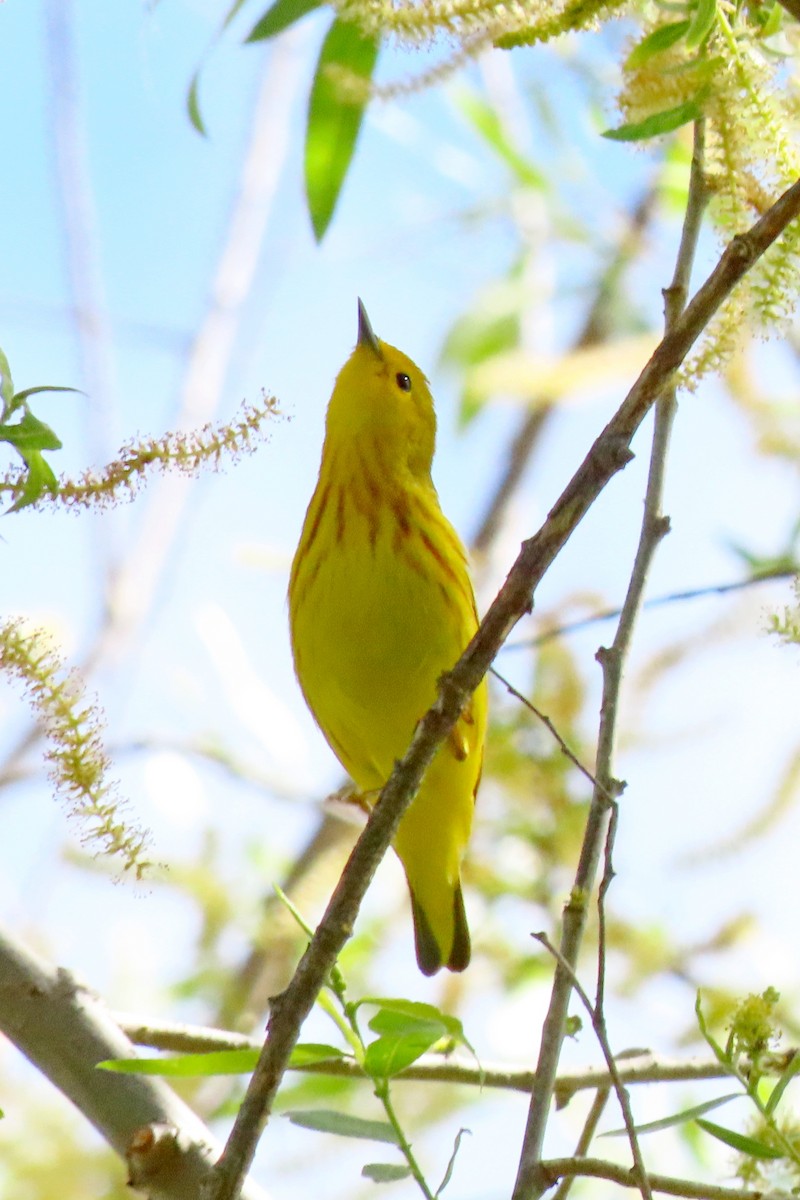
[396,372,412,392]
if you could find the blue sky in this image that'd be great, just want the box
[3,1,800,1195]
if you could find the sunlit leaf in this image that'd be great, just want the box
[305,19,379,241]
[625,20,690,68]
[455,89,546,188]
[98,1049,259,1075]
[686,0,717,47]
[695,1117,784,1159]
[603,96,705,142]
[247,0,322,41]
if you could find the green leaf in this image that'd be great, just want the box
[247,0,322,41]
[187,71,208,137]
[273,883,314,938]
[362,1002,466,1078]
[436,1127,469,1196]
[364,1028,442,1078]
[603,1093,741,1137]
[7,452,59,513]
[455,89,545,189]
[695,1117,785,1159]
[603,95,705,143]
[696,991,731,1068]
[98,1049,259,1075]
[0,346,14,415]
[289,1043,348,1067]
[286,1109,399,1144]
[362,1163,413,1183]
[1,410,63,453]
[761,2,783,37]
[304,19,379,241]
[626,21,691,68]
[12,385,81,405]
[765,1052,800,1115]
[686,0,717,47]
[362,999,464,1041]
[222,0,252,29]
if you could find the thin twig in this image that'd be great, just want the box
[511,120,711,1200]
[489,665,612,798]
[502,566,797,654]
[208,172,800,1200]
[551,1088,611,1200]
[534,933,653,1200]
[535,1158,768,1200]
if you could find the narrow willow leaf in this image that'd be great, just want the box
[273,883,314,938]
[766,1052,800,1115]
[187,71,208,137]
[696,991,731,1067]
[98,1049,259,1075]
[8,453,59,512]
[0,347,14,413]
[686,0,717,47]
[286,1109,399,1144]
[222,0,251,28]
[436,1128,470,1196]
[603,1093,741,1137]
[305,19,379,241]
[289,1042,348,1067]
[456,90,545,188]
[603,97,704,142]
[362,1163,413,1183]
[247,0,322,41]
[626,20,690,68]
[695,1117,785,1159]
[12,384,81,405]
[762,2,783,36]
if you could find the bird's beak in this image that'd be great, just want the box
[357,298,383,359]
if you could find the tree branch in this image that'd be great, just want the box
[536,1158,767,1200]
[0,927,269,1200]
[512,118,710,1200]
[117,1014,740,1094]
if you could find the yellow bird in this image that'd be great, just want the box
[289,302,487,974]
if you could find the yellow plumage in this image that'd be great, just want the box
[288,302,487,974]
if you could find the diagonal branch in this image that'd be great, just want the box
[208,173,800,1200]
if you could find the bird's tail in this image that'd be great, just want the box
[409,879,470,975]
